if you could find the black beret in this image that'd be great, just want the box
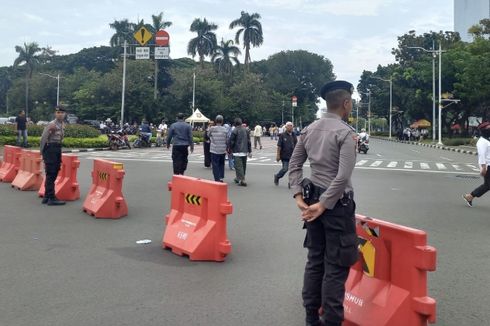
[320,80,354,100]
[54,105,66,112]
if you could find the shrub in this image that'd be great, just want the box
[0,124,99,138]
[0,135,108,148]
[443,138,473,146]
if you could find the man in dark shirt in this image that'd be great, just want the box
[15,110,27,147]
[166,113,194,175]
[274,121,297,186]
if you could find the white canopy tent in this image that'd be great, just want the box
[185,108,210,123]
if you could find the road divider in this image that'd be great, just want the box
[11,150,43,191]
[162,175,233,262]
[342,214,437,326]
[0,145,22,182]
[38,154,80,201]
[82,159,127,219]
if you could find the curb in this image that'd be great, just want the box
[372,137,478,156]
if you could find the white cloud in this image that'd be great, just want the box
[23,13,47,23]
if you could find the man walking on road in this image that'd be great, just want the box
[229,118,251,186]
[274,121,297,186]
[40,106,66,206]
[463,121,490,207]
[166,113,194,175]
[209,115,228,182]
[15,110,28,147]
[289,81,358,326]
[253,123,263,149]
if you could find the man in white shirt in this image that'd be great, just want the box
[253,124,263,149]
[463,121,490,207]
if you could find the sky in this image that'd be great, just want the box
[0,0,454,88]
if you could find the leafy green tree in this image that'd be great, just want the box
[211,39,241,77]
[187,18,218,68]
[468,18,490,39]
[14,42,42,118]
[229,11,263,68]
[109,19,135,47]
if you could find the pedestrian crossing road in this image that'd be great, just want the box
[75,148,480,175]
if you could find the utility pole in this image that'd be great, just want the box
[121,40,127,125]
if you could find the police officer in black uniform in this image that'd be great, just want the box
[289,81,359,326]
[40,105,66,206]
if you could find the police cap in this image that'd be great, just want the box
[320,80,354,100]
[54,105,66,112]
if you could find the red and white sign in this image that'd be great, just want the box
[291,96,298,107]
[155,30,170,46]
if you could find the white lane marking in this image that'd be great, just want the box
[436,163,447,170]
[370,160,383,167]
[355,166,478,175]
[452,164,462,171]
[440,156,454,162]
[410,149,420,153]
[404,161,413,169]
[376,153,382,157]
[466,164,480,172]
[247,158,258,161]
[356,160,368,166]
[387,161,398,168]
[420,163,430,169]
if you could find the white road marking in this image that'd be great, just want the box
[370,160,383,167]
[410,149,420,153]
[420,163,430,169]
[435,163,447,170]
[452,164,462,171]
[466,164,480,172]
[356,160,368,166]
[404,161,413,169]
[387,161,398,168]
[440,156,454,162]
[376,153,382,157]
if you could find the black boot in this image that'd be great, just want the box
[41,197,49,204]
[47,198,66,206]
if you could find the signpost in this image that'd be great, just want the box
[291,96,297,126]
[133,26,153,46]
[155,30,170,46]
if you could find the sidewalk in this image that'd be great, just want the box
[373,136,478,156]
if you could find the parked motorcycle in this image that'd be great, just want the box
[133,133,152,148]
[108,131,131,150]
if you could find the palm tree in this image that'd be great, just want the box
[229,11,264,68]
[109,19,135,47]
[212,39,241,76]
[14,42,42,119]
[187,18,218,68]
[150,12,172,100]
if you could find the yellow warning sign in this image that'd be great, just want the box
[98,171,109,181]
[113,163,124,170]
[359,237,375,277]
[134,26,153,46]
[185,193,201,205]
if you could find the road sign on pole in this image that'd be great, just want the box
[135,47,150,59]
[134,27,153,46]
[155,47,170,60]
[291,96,298,107]
[155,30,170,46]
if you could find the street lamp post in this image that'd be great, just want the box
[372,77,392,138]
[39,72,61,105]
[406,42,444,143]
[360,91,371,134]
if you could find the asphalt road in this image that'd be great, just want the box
[0,138,489,326]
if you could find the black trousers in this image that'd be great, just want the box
[211,153,225,181]
[43,144,62,199]
[203,142,211,167]
[471,168,490,198]
[302,199,358,325]
[172,145,189,175]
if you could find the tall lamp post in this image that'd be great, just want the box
[407,41,441,142]
[39,72,61,105]
[360,91,371,134]
[372,76,393,138]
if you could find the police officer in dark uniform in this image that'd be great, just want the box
[40,105,66,206]
[289,81,359,326]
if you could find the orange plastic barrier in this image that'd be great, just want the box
[162,175,233,262]
[11,150,43,191]
[38,155,80,201]
[0,145,22,182]
[82,159,127,219]
[341,214,437,326]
